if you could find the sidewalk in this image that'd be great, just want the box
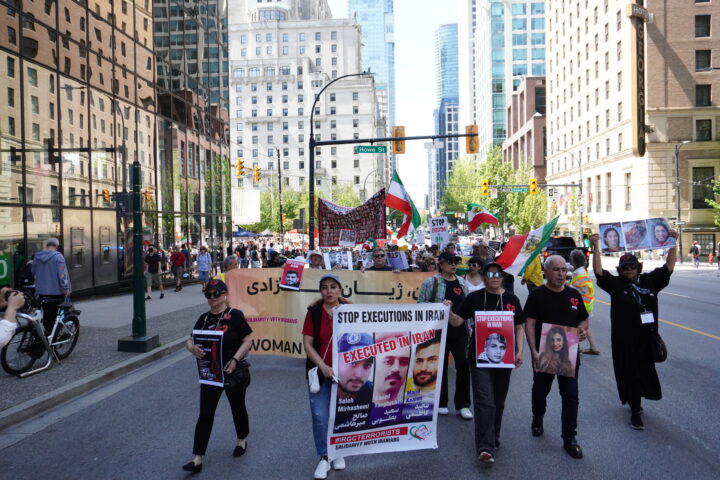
[0,283,208,429]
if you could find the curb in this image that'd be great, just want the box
[0,337,187,432]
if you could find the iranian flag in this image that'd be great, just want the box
[496,216,559,276]
[467,203,499,231]
[385,171,421,238]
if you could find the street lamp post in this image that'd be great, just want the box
[362,168,382,201]
[674,141,691,264]
[308,72,373,250]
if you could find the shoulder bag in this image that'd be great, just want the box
[649,326,667,363]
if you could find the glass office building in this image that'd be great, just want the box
[0,0,230,292]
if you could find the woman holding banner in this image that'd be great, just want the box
[303,274,349,479]
[456,262,525,465]
[182,279,253,473]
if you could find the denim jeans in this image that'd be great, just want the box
[440,327,471,410]
[308,381,332,456]
[470,365,512,454]
[531,367,580,440]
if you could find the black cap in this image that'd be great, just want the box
[438,252,461,264]
[618,253,640,267]
[337,333,374,353]
[203,278,228,293]
[481,261,504,275]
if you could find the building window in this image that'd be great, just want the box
[625,172,632,210]
[696,15,711,37]
[692,167,715,208]
[353,158,359,168]
[696,85,711,106]
[606,173,612,211]
[354,176,360,185]
[696,119,712,141]
[27,67,38,86]
[695,50,711,71]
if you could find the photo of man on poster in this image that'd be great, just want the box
[477,333,508,364]
[369,332,411,427]
[402,330,442,422]
[334,333,375,433]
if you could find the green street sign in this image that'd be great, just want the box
[511,187,529,192]
[354,145,387,154]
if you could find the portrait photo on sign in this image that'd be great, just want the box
[536,324,580,378]
[647,218,676,248]
[279,259,305,290]
[387,251,409,271]
[599,222,625,253]
[334,332,375,433]
[369,331,411,427]
[622,220,651,251]
[338,229,357,247]
[324,251,353,270]
[474,311,515,368]
[401,329,442,422]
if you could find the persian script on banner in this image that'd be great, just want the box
[318,190,387,247]
[327,303,450,461]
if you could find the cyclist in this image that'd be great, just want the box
[31,238,71,333]
[0,286,25,348]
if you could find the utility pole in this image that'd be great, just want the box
[276,148,284,239]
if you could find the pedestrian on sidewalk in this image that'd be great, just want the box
[144,246,164,300]
[302,274,349,479]
[182,243,193,279]
[196,245,212,290]
[31,238,72,333]
[183,279,253,473]
[524,255,589,459]
[170,245,185,292]
[218,255,239,282]
[0,286,26,348]
[689,241,700,268]
[249,244,260,268]
[417,252,472,420]
[590,231,677,431]
[568,250,599,355]
[456,262,525,466]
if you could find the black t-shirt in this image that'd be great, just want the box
[145,253,161,274]
[443,278,466,314]
[524,285,588,351]
[367,265,393,271]
[193,308,253,365]
[457,289,525,357]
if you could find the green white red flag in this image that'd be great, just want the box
[385,171,421,238]
[467,203,499,231]
[495,216,559,276]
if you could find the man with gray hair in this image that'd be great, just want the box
[32,238,71,333]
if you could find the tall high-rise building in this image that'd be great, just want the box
[475,1,546,158]
[0,0,230,292]
[546,0,719,256]
[458,0,480,128]
[347,0,396,128]
[432,24,460,210]
[228,0,386,205]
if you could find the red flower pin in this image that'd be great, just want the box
[505,304,516,312]
[570,298,579,307]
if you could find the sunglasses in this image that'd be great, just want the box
[204,290,225,299]
[442,259,460,265]
[374,254,385,258]
[468,263,479,268]
[485,271,502,278]
[620,264,638,271]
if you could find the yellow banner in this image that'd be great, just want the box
[225,269,434,358]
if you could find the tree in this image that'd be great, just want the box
[506,167,549,234]
[705,178,720,228]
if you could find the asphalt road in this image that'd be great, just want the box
[1,269,718,480]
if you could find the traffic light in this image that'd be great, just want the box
[45,138,59,164]
[236,159,245,177]
[466,125,479,154]
[102,189,110,203]
[583,215,590,224]
[253,165,261,184]
[391,126,405,154]
[529,178,539,195]
[144,189,152,202]
[9,146,20,163]
[481,179,489,196]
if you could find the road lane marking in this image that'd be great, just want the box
[595,299,720,341]
[662,292,690,298]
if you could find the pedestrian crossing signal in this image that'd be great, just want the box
[481,179,489,196]
[529,178,539,195]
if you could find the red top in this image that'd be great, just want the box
[170,252,185,267]
[302,307,333,366]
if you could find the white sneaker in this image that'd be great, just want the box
[314,458,331,479]
[460,407,473,420]
[438,407,449,415]
[332,457,346,470]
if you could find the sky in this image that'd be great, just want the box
[327,0,458,205]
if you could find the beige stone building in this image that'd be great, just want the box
[546,0,719,260]
[502,76,547,182]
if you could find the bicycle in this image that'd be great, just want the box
[0,297,81,377]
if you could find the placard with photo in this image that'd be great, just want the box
[474,311,515,368]
[536,323,580,378]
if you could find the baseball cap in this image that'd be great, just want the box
[319,273,342,288]
[481,262,504,275]
[46,238,60,247]
[438,252,461,264]
[306,250,323,261]
[337,333,374,353]
[618,253,640,267]
[203,278,228,293]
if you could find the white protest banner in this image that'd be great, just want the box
[192,330,224,387]
[327,303,449,461]
[324,251,353,270]
[387,251,409,271]
[428,216,450,247]
[474,311,515,368]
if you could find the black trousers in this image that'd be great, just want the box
[440,327,471,410]
[39,295,64,334]
[192,383,249,456]
[531,367,580,440]
[470,366,512,454]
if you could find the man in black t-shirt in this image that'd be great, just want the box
[144,246,164,300]
[524,255,589,460]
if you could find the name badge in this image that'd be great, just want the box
[640,312,655,324]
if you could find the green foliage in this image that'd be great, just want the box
[705,178,720,227]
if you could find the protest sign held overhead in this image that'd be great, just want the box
[324,251,353,270]
[599,218,674,253]
[327,303,449,461]
[279,259,305,290]
[387,251,409,271]
[318,190,386,247]
[338,229,357,247]
[428,216,450,247]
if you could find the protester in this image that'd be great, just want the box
[521,256,543,293]
[524,255,589,459]
[0,287,25,348]
[456,262,525,465]
[463,256,485,293]
[568,250,599,355]
[170,246,185,292]
[219,255,239,282]
[249,244,261,268]
[196,246,213,290]
[591,231,677,430]
[302,274,349,479]
[689,241,700,268]
[418,252,472,419]
[306,251,325,269]
[144,246,165,300]
[183,279,253,473]
[475,241,494,266]
[236,243,248,268]
[366,247,393,271]
[31,238,71,333]
[181,243,193,278]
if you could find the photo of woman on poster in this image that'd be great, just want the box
[537,325,578,378]
[648,219,676,248]
[600,224,624,253]
[623,221,651,251]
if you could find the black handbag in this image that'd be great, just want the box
[224,359,251,389]
[649,329,667,363]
